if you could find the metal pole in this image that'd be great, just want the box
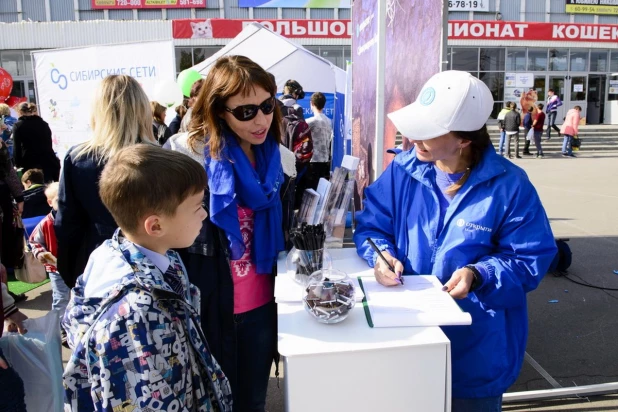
[503,382,618,403]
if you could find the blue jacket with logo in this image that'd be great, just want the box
[354,146,557,398]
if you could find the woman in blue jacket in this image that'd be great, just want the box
[354,71,557,411]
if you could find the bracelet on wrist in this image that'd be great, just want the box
[464,264,482,292]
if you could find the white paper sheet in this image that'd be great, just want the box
[361,276,472,328]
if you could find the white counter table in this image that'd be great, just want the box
[276,248,452,412]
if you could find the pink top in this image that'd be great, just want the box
[231,205,274,314]
[560,109,581,136]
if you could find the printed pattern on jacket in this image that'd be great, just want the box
[62,229,233,411]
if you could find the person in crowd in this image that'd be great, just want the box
[187,55,284,411]
[354,70,557,412]
[522,106,534,156]
[0,103,17,157]
[12,102,60,182]
[279,80,312,209]
[0,140,24,279]
[0,275,28,412]
[150,101,172,145]
[55,74,157,289]
[504,101,521,159]
[532,103,546,158]
[179,79,204,133]
[306,92,333,186]
[62,145,232,411]
[21,168,51,218]
[560,105,581,158]
[546,88,563,140]
[279,79,305,118]
[168,100,188,135]
[29,182,69,342]
[496,102,511,157]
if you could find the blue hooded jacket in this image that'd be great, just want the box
[354,146,557,398]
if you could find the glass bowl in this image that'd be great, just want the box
[302,269,355,324]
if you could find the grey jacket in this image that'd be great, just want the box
[504,110,521,133]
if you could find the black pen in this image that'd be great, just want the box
[366,237,403,285]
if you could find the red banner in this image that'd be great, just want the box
[173,19,352,39]
[174,18,618,43]
[92,0,204,9]
[448,20,618,43]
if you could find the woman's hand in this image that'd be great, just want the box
[443,267,475,299]
[16,201,23,216]
[373,250,404,287]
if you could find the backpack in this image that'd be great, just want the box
[283,106,313,165]
[549,238,572,274]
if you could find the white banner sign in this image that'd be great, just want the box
[504,72,535,102]
[609,80,618,94]
[448,0,489,12]
[33,41,175,159]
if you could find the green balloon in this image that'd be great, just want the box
[177,69,202,97]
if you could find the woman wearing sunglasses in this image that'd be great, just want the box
[182,55,284,412]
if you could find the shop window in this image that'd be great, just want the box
[320,47,344,69]
[569,49,589,72]
[344,47,351,67]
[479,72,505,102]
[590,50,609,72]
[24,52,33,77]
[1,51,25,77]
[609,50,618,73]
[490,102,503,120]
[479,48,505,72]
[548,49,568,71]
[446,48,452,70]
[527,49,547,71]
[506,48,526,72]
[193,47,220,67]
[451,48,478,72]
[609,74,618,102]
[175,48,193,74]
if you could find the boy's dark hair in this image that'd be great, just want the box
[21,168,44,185]
[537,103,544,110]
[528,106,534,113]
[310,92,326,111]
[99,145,206,234]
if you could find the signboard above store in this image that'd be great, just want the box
[92,0,204,8]
[449,0,489,12]
[449,20,618,43]
[239,0,350,8]
[173,19,352,39]
[565,0,618,15]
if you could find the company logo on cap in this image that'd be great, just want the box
[420,87,435,106]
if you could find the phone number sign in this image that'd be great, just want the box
[566,0,618,15]
[448,0,489,12]
[92,0,205,9]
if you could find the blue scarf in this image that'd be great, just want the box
[205,132,284,274]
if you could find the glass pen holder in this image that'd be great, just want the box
[285,247,332,287]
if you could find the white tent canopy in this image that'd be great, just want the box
[191,22,346,98]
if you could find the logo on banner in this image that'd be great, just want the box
[51,67,68,90]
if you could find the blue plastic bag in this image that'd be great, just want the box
[0,310,63,412]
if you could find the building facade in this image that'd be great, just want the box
[1,0,617,123]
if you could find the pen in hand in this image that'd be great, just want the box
[366,238,404,285]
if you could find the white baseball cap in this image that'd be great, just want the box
[387,70,494,141]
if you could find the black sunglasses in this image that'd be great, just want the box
[225,96,276,121]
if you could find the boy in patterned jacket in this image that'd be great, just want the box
[62,145,232,411]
